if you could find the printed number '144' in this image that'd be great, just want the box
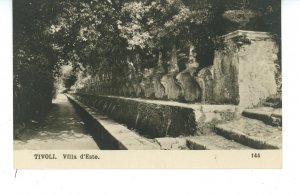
[251,153,260,158]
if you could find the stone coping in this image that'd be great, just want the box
[66,94,160,150]
[72,92,239,113]
[70,93,240,137]
[221,30,273,42]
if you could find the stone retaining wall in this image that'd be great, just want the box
[70,93,239,138]
[74,30,279,108]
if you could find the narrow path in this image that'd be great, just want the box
[14,94,100,150]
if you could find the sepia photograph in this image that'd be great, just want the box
[4,0,300,194]
[5,0,300,194]
[13,0,282,168]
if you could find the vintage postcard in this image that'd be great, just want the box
[13,0,282,169]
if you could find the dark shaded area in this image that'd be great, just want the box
[13,0,60,124]
[14,94,99,150]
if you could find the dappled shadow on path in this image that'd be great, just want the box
[14,94,99,150]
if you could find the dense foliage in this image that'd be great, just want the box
[14,0,281,123]
[14,0,58,123]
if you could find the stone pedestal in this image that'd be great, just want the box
[195,66,213,103]
[140,68,155,98]
[161,74,182,100]
[176,70,201,102]
[212,30,279,107]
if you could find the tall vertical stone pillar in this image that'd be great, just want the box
[153,51,166,99]
[176,43,202,102]
[161,45,182,100]
[212,30,279,107]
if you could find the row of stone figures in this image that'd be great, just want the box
[81,68,214,103]
[125,67,212,103]
[81,66,214,103]
[79,43,216,103]
[76,30,280,108]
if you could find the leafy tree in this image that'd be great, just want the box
[14,0,61,123]
[13,0,281,124]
